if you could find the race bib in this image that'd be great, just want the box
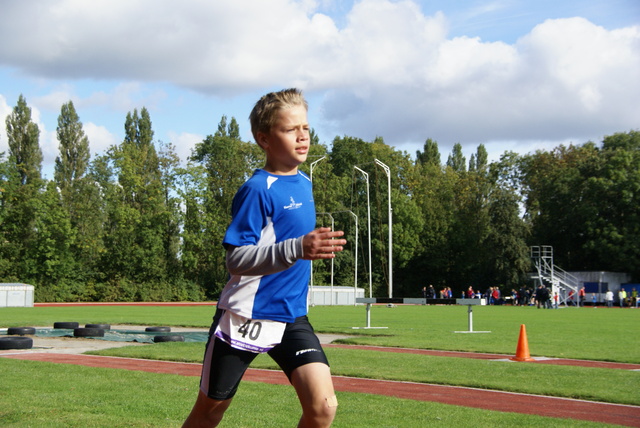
[214,311,286,353]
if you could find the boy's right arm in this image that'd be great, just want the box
[301,227,346,260]
[226,227,346,276]
[226,237,303,276]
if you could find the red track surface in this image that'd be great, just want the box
[2,351,639,426]
[326,344,640,370]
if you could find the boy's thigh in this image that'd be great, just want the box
[268,316,330,379]
[201,334,258,400]
[291,362,336,406]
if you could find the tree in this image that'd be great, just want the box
[521,143,601,270]
[228,117,240,140]
[5,95,42,185]
[1,95,43,284]
[52,101,103,292]
[416,138,441,167]
[309,128,320,146]
[484,155,531,287]
[101,107,173,289]
[583,131,640,277]
[469,144,488,173]
[54,101,90,190]
[446,143,466,173]
[188,116,264,297]
[215,115,228,137]
[28,182,77,301]
[409,156,457,291]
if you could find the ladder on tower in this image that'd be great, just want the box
[530,246,580,306]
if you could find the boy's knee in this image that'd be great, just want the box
[304,395,337,427]
[182,392,231,428]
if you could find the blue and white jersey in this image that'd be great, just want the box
[218,169,315,323]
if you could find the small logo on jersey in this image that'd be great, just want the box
[284,197,303,210]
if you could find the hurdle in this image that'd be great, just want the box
[353,297,422,329]
[454,298,491,333]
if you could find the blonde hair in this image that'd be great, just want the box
[249,88,308,142]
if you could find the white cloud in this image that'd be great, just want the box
[83,122,119,157]
[321,13,640,156]
[167,131,204,164]
[0,0,637,162]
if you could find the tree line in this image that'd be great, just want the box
[1,94,638,302]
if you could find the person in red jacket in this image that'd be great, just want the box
[578,286,586,307]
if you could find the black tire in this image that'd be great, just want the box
[0,336,33,350]
[145,326,171,332]
[85,323,111,330]
[7,327,36,336]
[73,328,105,337]
[53,322,79,329]
[153,335,184,343]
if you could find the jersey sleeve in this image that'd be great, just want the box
[223,181,269,248]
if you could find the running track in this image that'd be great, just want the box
[2,350,639,426]
[13,302,640,425]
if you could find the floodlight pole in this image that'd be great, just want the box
[347,210,358,306]
[332,210,359,306]
[310,156,326,183]
[309,156,326,306]
[317,212,335,305]
[354,166,372,299]
[375,159,393,299]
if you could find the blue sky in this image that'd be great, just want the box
[0,0,638,179]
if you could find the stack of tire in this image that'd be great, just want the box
[0,327,36,350]
[54,321,108,338]
[146,326,185,343]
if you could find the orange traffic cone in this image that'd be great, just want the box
[510,324,535,362]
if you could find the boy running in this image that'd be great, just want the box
[183,88,346,428]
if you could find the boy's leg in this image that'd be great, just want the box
[183,308,256,427]
[291,362,337,428]
[268,316,336,427]
[182,392,232,428]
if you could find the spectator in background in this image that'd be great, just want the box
[543,286,551,308]
[592,293,597,307]
[579,286,586,307]
[619,288,627,307]
[535,285,545,309]
[485,287,492,304]
[427,284,436,300]
[605,290,614,308]
[517,286,527,306]
[492,287,501,305]
[466,286,475,299]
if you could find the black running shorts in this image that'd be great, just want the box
[199,308,330,400]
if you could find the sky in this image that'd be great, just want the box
[0,0,638,179]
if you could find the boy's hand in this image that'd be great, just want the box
[302,227,347,260]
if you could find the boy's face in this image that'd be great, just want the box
[258,104,310,175]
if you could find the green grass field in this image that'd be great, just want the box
[1,303,639,427]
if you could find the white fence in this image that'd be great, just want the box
[0,283,35,307]
[308,286,366,306]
